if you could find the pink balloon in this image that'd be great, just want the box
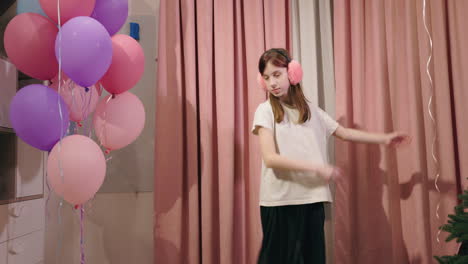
[4,13,58,80]
[47,135,106,205]
[39,0,96,25]
[100,34,145,95]
[50,73,101,122]
[93,92,145,151]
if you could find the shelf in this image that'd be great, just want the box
[0,126,13,134]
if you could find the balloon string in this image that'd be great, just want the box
[55,0,66,263]
[80,205,85,264]
[423,0,441,245]
[98,95,113,157]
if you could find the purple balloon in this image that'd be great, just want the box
[9,84,69,151]
[91,0,129,36]
[55,16,113,88]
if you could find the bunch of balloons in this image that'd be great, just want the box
[3,0,146,206]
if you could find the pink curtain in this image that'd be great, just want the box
[154,1,290,263]
[334,0,468,263]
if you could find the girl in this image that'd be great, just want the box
[252,48,410,264]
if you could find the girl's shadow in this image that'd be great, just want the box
[334,122,455,264]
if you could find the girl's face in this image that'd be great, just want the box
[262,61,290,100]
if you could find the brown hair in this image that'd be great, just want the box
[258,48,310,124]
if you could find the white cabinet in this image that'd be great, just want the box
[0,199,45,243]
[3,230,44,264]
[15,140,45,198]
[0,105,46,264]
[0,239,7,263]
[0,58,17,130]
[0,9,46,264]
[0,198,45,263]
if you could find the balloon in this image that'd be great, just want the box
[9,84,69,151]
[47,135,106,205]
[16,0,46,16]
[50,73,101,122]
[39,0,95,25]
[93,92,145,151]
[101,34,145,94]
[55,16,112,88]
[91,0,128,36]
[4,13,58,80]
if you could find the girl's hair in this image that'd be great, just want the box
[258,48,310,124]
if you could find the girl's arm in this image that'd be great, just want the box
[257,127,341,181]
[333,126,411,147]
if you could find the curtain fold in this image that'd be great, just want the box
[155,1,290,263]
[290,1,336,263]
[333,0,468,263]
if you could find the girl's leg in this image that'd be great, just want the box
[257,205,307,264]
[302,202,326,264]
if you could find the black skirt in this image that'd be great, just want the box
[257,202,326,264]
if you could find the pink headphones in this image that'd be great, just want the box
[257,49,303,91]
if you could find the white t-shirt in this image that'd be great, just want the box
[252,100,339,207]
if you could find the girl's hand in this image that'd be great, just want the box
[385,132,411,147]
[317,165,343,182]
